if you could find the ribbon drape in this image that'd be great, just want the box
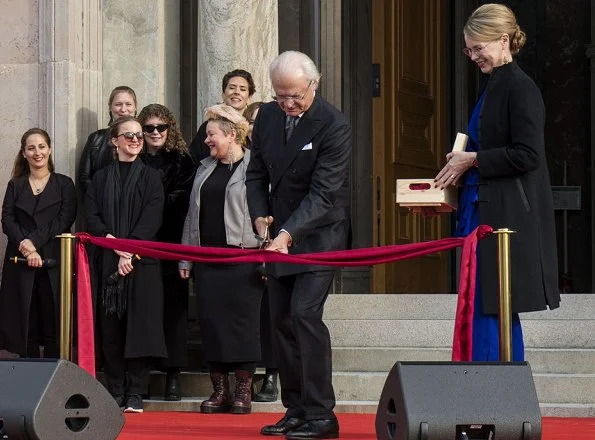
[72,225,492,375]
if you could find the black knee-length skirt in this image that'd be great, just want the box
[193,262,264,362]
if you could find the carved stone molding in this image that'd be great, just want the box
[195,0,278,121]
[38,0,103,178]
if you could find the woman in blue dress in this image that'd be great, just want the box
[435,4,560,361]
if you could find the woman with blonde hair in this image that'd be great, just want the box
[435,4,559,361]
[180,104,263,414]
[78,86,138,194]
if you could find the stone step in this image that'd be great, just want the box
[147,370,595,405]
[326,319,595,348]
[331,347,595,374]
[323,294,595,321]
[143,399,595,418]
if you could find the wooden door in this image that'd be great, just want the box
[372,0,449,293]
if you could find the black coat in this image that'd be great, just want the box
[476,61,560,314]
[246,95,352,276]
[0,173,77,355]
[85,161,167,358]
[78,129,115,194]
[141,149,195,245]
[188,121,210,165]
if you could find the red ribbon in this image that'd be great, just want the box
[76,239,96,377]
[73,225,492,375]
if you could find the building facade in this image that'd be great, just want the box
[0,0,592,293]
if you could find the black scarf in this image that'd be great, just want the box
[101,159,144,317]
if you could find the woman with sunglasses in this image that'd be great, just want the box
[85,116,166,413]
[179,104,263,414]
[137,104,195,401]
[434,4,559,361]
[0,128,76,359]
[78,86,138,194]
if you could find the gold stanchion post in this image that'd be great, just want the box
[493,228,515,362]
[57,233,75,360]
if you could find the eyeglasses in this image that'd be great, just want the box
[142,124,169,133]
[463,40,496,58]
[272,80,313,104]
[117,132,144,141]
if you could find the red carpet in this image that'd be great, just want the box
[118,413,595,439]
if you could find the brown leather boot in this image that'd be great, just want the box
[200,372,232,413]
[231,370,252,414]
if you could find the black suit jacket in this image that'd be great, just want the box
[246,94,352,276]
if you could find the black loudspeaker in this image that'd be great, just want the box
[375,362,542,440]
[0,359,124,440]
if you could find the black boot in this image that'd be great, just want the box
[164,371,182,401]
[253,370,278,402]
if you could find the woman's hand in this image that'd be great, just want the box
[19,239,37,256]
[179,269,190,279]
[434,151,477,189]
[26,251,43,268]
[106,233,133,259]
[118,256,134,276]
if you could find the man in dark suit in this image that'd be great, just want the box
[246,51,351,439]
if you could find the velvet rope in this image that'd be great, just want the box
[73,225,493,374]
[75,239,96,377]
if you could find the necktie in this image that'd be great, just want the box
[285,116,298,142]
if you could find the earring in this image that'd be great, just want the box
[227,143,234,170]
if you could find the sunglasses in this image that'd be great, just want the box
[142,124,169,133]
[117,132,144,140]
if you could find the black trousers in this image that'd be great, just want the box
[27,269,58,358]
[161,267,189,370]
[267,271,336,421]
[258,287,277,368]
[98,305,150,397]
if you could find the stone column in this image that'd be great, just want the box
[196,0,278,120]
[102,0,180,123]
[38,0,103,178]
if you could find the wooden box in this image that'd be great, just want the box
[396,179,458,212]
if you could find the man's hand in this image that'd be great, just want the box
[179,269,191,279]
[266,231,291,254]
[254,216,274,239]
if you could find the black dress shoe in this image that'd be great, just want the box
[261,415,307,436]
[285,419,339,439]
[164,372,182,401]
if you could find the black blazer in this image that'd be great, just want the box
[0,173,77,355]
[475,61,560,314]
[246,94,352,276]
[188,121,210,165]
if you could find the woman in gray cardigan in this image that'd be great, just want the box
[179,104,263,415]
